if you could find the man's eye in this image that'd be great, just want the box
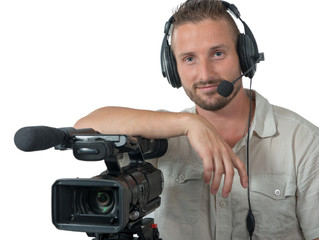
[214,51,223,57]
[185,56,194,62]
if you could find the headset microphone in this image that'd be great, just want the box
[217,53,264,98]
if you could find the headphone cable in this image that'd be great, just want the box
[246,78,255,239]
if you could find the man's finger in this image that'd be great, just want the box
[232,154,248,188]
[202,157,213,184]
[210,156,223,194]
[222,154,235,197]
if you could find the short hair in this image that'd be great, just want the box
[172,0,240,44]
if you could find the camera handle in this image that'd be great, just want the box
[104,156,122,172]
[88,218,162,240]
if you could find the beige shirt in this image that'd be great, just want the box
[152,91,319,240]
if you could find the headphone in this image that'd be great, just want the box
[160,1,264,89]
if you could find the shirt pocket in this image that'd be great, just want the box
[250,175,300,238]
[157,160,204,224]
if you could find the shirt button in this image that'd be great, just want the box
[275,189,281,196]
[219,201,226,208]
[176,175,185,183]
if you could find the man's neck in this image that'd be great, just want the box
[196,89,255,147]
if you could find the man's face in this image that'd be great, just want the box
[172,19,242,111]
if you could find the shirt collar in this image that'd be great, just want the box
[189,90,278,139]
[250,90,277,138]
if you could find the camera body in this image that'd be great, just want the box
[51,133,165,236]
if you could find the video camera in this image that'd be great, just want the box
[14,126,167,240]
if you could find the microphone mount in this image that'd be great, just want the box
[14,126,168,173]
[55,133,167,173]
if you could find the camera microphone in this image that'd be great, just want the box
[14,126,97,152]
[217,53,264,98]
[14,126,168,159]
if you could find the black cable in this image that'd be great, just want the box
[246,79,255,239]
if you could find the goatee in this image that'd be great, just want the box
[184,80,242,111]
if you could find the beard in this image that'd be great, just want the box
[183,79,242,111]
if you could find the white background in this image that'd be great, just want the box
[1,0,318,239]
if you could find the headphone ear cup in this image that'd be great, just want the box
[237,33,257,79]
[160,16,182,88]
[163,44,181,88]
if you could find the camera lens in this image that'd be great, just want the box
[96,192,112,209]
[89,190,115,214]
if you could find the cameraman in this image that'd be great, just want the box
[74,0,319,239]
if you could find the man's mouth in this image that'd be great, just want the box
[195,81,221,93]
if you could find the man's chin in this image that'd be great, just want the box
[193,97,229,112]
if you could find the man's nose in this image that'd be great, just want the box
[199,60,215,81]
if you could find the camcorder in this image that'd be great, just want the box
[14,126,167,240]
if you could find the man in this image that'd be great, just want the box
[75,0,319,239]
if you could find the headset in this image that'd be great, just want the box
[160,0,264,89]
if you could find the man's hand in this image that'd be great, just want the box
[185,114,248,198]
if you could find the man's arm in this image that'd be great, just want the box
[74,106,248,197]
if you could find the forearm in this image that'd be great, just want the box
[75,106,248,196]
[74,106,192,138]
